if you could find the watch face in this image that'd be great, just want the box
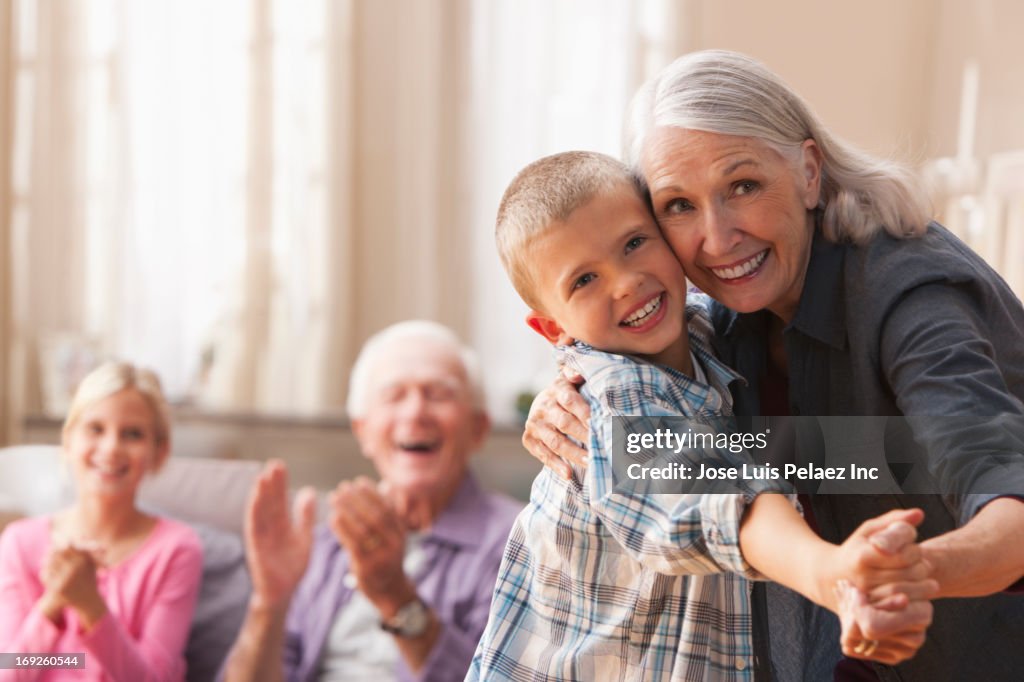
[383,598,430,638]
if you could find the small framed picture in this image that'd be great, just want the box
[39,333,103,418]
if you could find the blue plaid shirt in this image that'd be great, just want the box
[469,303,786,682]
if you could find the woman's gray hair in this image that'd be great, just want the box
[346,320,485,419]
[624,50,930,244]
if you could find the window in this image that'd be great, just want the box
[9,0,675,423]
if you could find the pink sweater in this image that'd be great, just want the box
[0,516,202,681]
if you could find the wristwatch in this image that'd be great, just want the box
[380,597,431,638]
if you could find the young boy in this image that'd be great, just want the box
[468,152,934,681]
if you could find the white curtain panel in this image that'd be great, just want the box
[5,0,94,438]
[0,0,15,442]
[983,151,1024,297]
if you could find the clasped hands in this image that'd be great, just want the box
[39,539,108,629]
[826,508,936,665]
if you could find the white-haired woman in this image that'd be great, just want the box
[524,50,1024,680]
[0,362,202,681]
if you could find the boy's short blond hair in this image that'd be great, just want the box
[496,151,644,309]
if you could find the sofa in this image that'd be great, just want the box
[0,445,264,682]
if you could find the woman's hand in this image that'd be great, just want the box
[829,509,937,665]
[38,552,70,626]
[522,371,591,480]
[245,460,318,613]
[41,544,108,630]
[836,579,933,665]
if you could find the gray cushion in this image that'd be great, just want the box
[185,523,251,682]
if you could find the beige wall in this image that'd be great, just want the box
[925,0,1024,158]
[685,0,1024,162]
[684,0,936,161]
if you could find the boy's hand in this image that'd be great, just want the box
[826,509,930,599]
[522,371,590,480]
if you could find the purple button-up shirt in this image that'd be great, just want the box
[283,474,522,682]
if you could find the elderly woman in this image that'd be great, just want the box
[0,362,203,681]
[525,50,1024,680]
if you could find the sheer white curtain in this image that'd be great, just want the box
[5,0,476,424]
[0,0,15,441]
[7,0,265,418]
[6,0,94,432]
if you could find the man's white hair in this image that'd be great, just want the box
[346,320,485,419]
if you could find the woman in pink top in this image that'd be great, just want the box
[0,362,202,681]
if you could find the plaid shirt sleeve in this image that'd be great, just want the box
[584,382,769,580]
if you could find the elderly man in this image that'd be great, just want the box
[224,321,522,681]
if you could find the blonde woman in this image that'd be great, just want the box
[0,362,202,681]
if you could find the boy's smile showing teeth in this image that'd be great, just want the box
[620,293,665,328]
[710,249,768,282]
